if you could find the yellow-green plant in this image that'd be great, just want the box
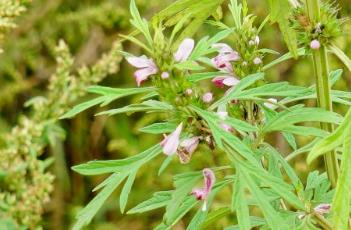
[0,40,122,228]
[0,0,30,52]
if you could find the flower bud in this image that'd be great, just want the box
[253,57,262,65]
[161,71,170,79]
[310,39,321,50]
[202,92,213,103]
[314,203,331,215]
[185,88,193,95]
[254,36,260,45]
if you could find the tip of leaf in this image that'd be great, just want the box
[59,113,72,120]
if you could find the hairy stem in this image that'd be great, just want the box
[305,0,339,187]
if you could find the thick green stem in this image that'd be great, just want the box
[306,0,339,187]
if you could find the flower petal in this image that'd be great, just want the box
[134,67,158,86]
[212,76,226,88]
[174,38,195,62]
[212,43,234,53]
[191,188,206,200]
[314,204,331,215]
[161,123,183,155]
[127,55,154,68]
[180,136,200,154]
[203,168,215,194]
[223,77,240,86]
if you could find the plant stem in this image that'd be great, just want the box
[313,213,333,230]
[305,0,339,187]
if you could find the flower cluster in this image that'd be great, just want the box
[0,40,123,228]
[291,2,345,51]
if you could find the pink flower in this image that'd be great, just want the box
[161,123,183,156]
[212,43,240,73]
[310,39,321,50]
[212,76,240,88]
[211,43,240,72]
[264,98,278,109]
[211,43,240,88]
[314,204,331,215]
[180,137,200,155]
[126,55,158,86]
[202,92,213,103]
[191,168,216,211]
[174,38,195,62]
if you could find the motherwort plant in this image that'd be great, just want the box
[62,0,351,229]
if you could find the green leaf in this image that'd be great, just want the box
[224,217,266,230]
[187,72,222,82]
[130,0,153,46]
[163,196,198,228]
[331,131,351,229]
[60,96,107,119]
[97,100,173,116]
[87,86,156,96]
[72,144,162,175]
[232,174,251,230]
[307,107,351,164]
[267,0,298,57]
[224,117,258,132]
[282,126,328,138]
[263,106,342,133]
[158,155,174,176]
[330,69,343,86]
[188,29,232,61]
[139,122,177,134]
[73,173,128,230]
[165,172,202,225]
[61,87,156,119]
[283,132,297,150]
[239,165,286,229]
[263,48,306,71]
[152,0,225,46]
[226,144,304,210]
[127,191,172,214]
[119,34,153,54]
[258,48,280,55]
[329,44,351,72]
[186,180,231,230]
[120,168,138,213]
[285,139,320,162]
[236,82,308,99]
[200,207,231,229]
[174,61,205,71]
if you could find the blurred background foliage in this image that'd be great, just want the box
[0,0,350,229]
